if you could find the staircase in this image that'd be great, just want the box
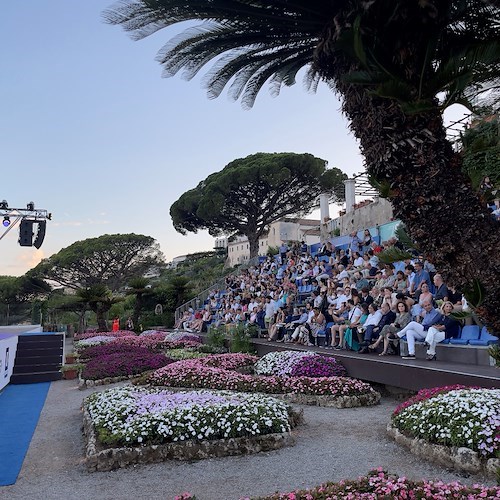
[10,333,64,384]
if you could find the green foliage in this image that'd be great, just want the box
[206,325,227,349]
[459,116,500,189]
[29,233,165,292]
[197,344,228,354]
[462,279,486,310]
[376,246,414,265]
[104,1,499,114]
[266,245,279,257]
[170,153,347,258]
[229,324,256,354]
[487,344,500,368]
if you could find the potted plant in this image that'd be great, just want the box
[65,352,77,364]
[61,363,82,380]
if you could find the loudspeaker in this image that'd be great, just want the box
[19,220,33,246]
[33,221,47,249]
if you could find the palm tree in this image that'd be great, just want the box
[104,1,500,334]
[125,277,153,330]
[77,285,122,332]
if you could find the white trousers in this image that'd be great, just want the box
[425,327,445,355]
[397,321,426,355]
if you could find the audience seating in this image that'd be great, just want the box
[468,326,499,346]
[449,325,481,345]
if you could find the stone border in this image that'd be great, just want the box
[144,385,381,408]
[78,374,137,390]
[83,405,301,472]
[273,391,381,408]
[387,423,500,479]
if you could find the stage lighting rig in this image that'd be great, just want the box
[0,200,52,248]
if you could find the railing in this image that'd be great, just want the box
[174,256,261,322]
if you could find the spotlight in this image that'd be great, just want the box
[27,201,35,211]
[2,216,10,227]
[0,200,8,210]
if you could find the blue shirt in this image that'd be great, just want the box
[422,308,442,331]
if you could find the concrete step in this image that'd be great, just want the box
[10,371,63,384]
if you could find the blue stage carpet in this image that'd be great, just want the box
[0,382,50,486]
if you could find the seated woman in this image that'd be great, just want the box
[330,300,363,350]
[268,307,286,341]
[411,282,433,321]
[369,301,412,355]
[424,301,460,360]
[343,302,369,352]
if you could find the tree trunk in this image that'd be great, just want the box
[248,234,260,260]
[338,85,500,334]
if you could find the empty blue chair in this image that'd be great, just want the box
[450,325,481,345]
[468,326,499,346]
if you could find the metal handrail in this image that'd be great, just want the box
[174,256,261,322]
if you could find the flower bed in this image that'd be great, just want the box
[389,387,500,477]
[81,349,173,380]
[251,468,500,499]
[167,348,207,361]
[254,351,346,378]
[74,330,135,341]
[145,357,379,408]
[83,386,300,471]
[74,335,119,350]
[165,331,202,343]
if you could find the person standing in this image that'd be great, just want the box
[112,317,120,332]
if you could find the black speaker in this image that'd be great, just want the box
[19,220,34,246]
[33,221,47,249]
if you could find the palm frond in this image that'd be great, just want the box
[377,246,414,265]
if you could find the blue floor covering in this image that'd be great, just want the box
[0,382,50,486]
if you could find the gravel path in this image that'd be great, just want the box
[1,379,496,500]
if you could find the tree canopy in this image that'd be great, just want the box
[170,152,346,258]
[29,233,165,292]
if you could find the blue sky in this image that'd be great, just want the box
[0,1,467,277]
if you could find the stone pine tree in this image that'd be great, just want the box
[170,152,347,259]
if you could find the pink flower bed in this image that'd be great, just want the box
[147,359,375,398]
[74,330,135,341]
[248,468,500,499]
[111,334,167,351]
[164,339,202,350]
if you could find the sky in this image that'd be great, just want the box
[0,1,468,277]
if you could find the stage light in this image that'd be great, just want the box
[0,200,8,209]
[2,216,10,227]
[27,201,35,211]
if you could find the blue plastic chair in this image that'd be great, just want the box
[450,325,481,345]
[468,326,499,346]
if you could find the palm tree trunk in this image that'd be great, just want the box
[338,84,500,334]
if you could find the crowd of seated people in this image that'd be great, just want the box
[180,232,483,361]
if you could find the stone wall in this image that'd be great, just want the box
[339,198,394,236]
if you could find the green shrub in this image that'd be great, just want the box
[206,325,227,348]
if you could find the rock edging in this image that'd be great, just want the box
[273,390,381,408]
[387,423,499,479]
[83,406,298,472]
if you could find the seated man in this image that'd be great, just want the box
[396,300,442,359]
